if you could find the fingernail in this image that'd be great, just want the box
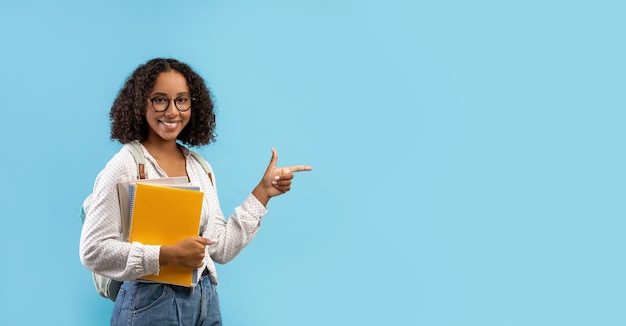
[272,180,277,185]
[274,176,280,180]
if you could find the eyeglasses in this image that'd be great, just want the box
[148,95,195,112]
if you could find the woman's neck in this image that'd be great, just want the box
[141,139,181,160]
[141,138,188,177]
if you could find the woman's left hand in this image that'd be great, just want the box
[252,148,312,206]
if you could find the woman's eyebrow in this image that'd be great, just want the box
[150,92,190,96]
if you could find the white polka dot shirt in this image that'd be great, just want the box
[79,141,267,285]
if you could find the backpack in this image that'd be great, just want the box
[79,142,213,301]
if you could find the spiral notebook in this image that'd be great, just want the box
[117,177,189,242]
[128,183,204,287]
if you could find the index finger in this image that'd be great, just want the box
[284,165,313,173]
[196,237,215,246]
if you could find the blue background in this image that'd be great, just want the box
[1,0,624,325]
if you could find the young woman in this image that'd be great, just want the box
[79,58,311,325]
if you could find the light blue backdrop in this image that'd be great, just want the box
[0,0,624,325]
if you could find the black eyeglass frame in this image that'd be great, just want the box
[148,95,196,112]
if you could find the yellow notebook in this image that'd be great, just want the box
[129,183,204,287]
[117,177,189,242]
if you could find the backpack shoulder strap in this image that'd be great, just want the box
[79,142,146,224]
[124,142,146,179]
[189,150,213,185]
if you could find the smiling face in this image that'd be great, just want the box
[145,71,191,144]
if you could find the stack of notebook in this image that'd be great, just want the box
[118,178,204,287]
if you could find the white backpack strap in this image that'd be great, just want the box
[189,150,213,185]
[124,142,146,179]
[80,142,146,224]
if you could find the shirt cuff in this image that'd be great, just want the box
[244,193,268,217]
[143,244,161,275]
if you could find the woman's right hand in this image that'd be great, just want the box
[159,236,215,269]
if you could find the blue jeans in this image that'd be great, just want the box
[111,274,221,326]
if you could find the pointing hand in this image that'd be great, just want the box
[252,148,312,206]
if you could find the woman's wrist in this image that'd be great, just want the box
[252,185,270,207]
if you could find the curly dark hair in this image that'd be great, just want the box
[110,58,216,147]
